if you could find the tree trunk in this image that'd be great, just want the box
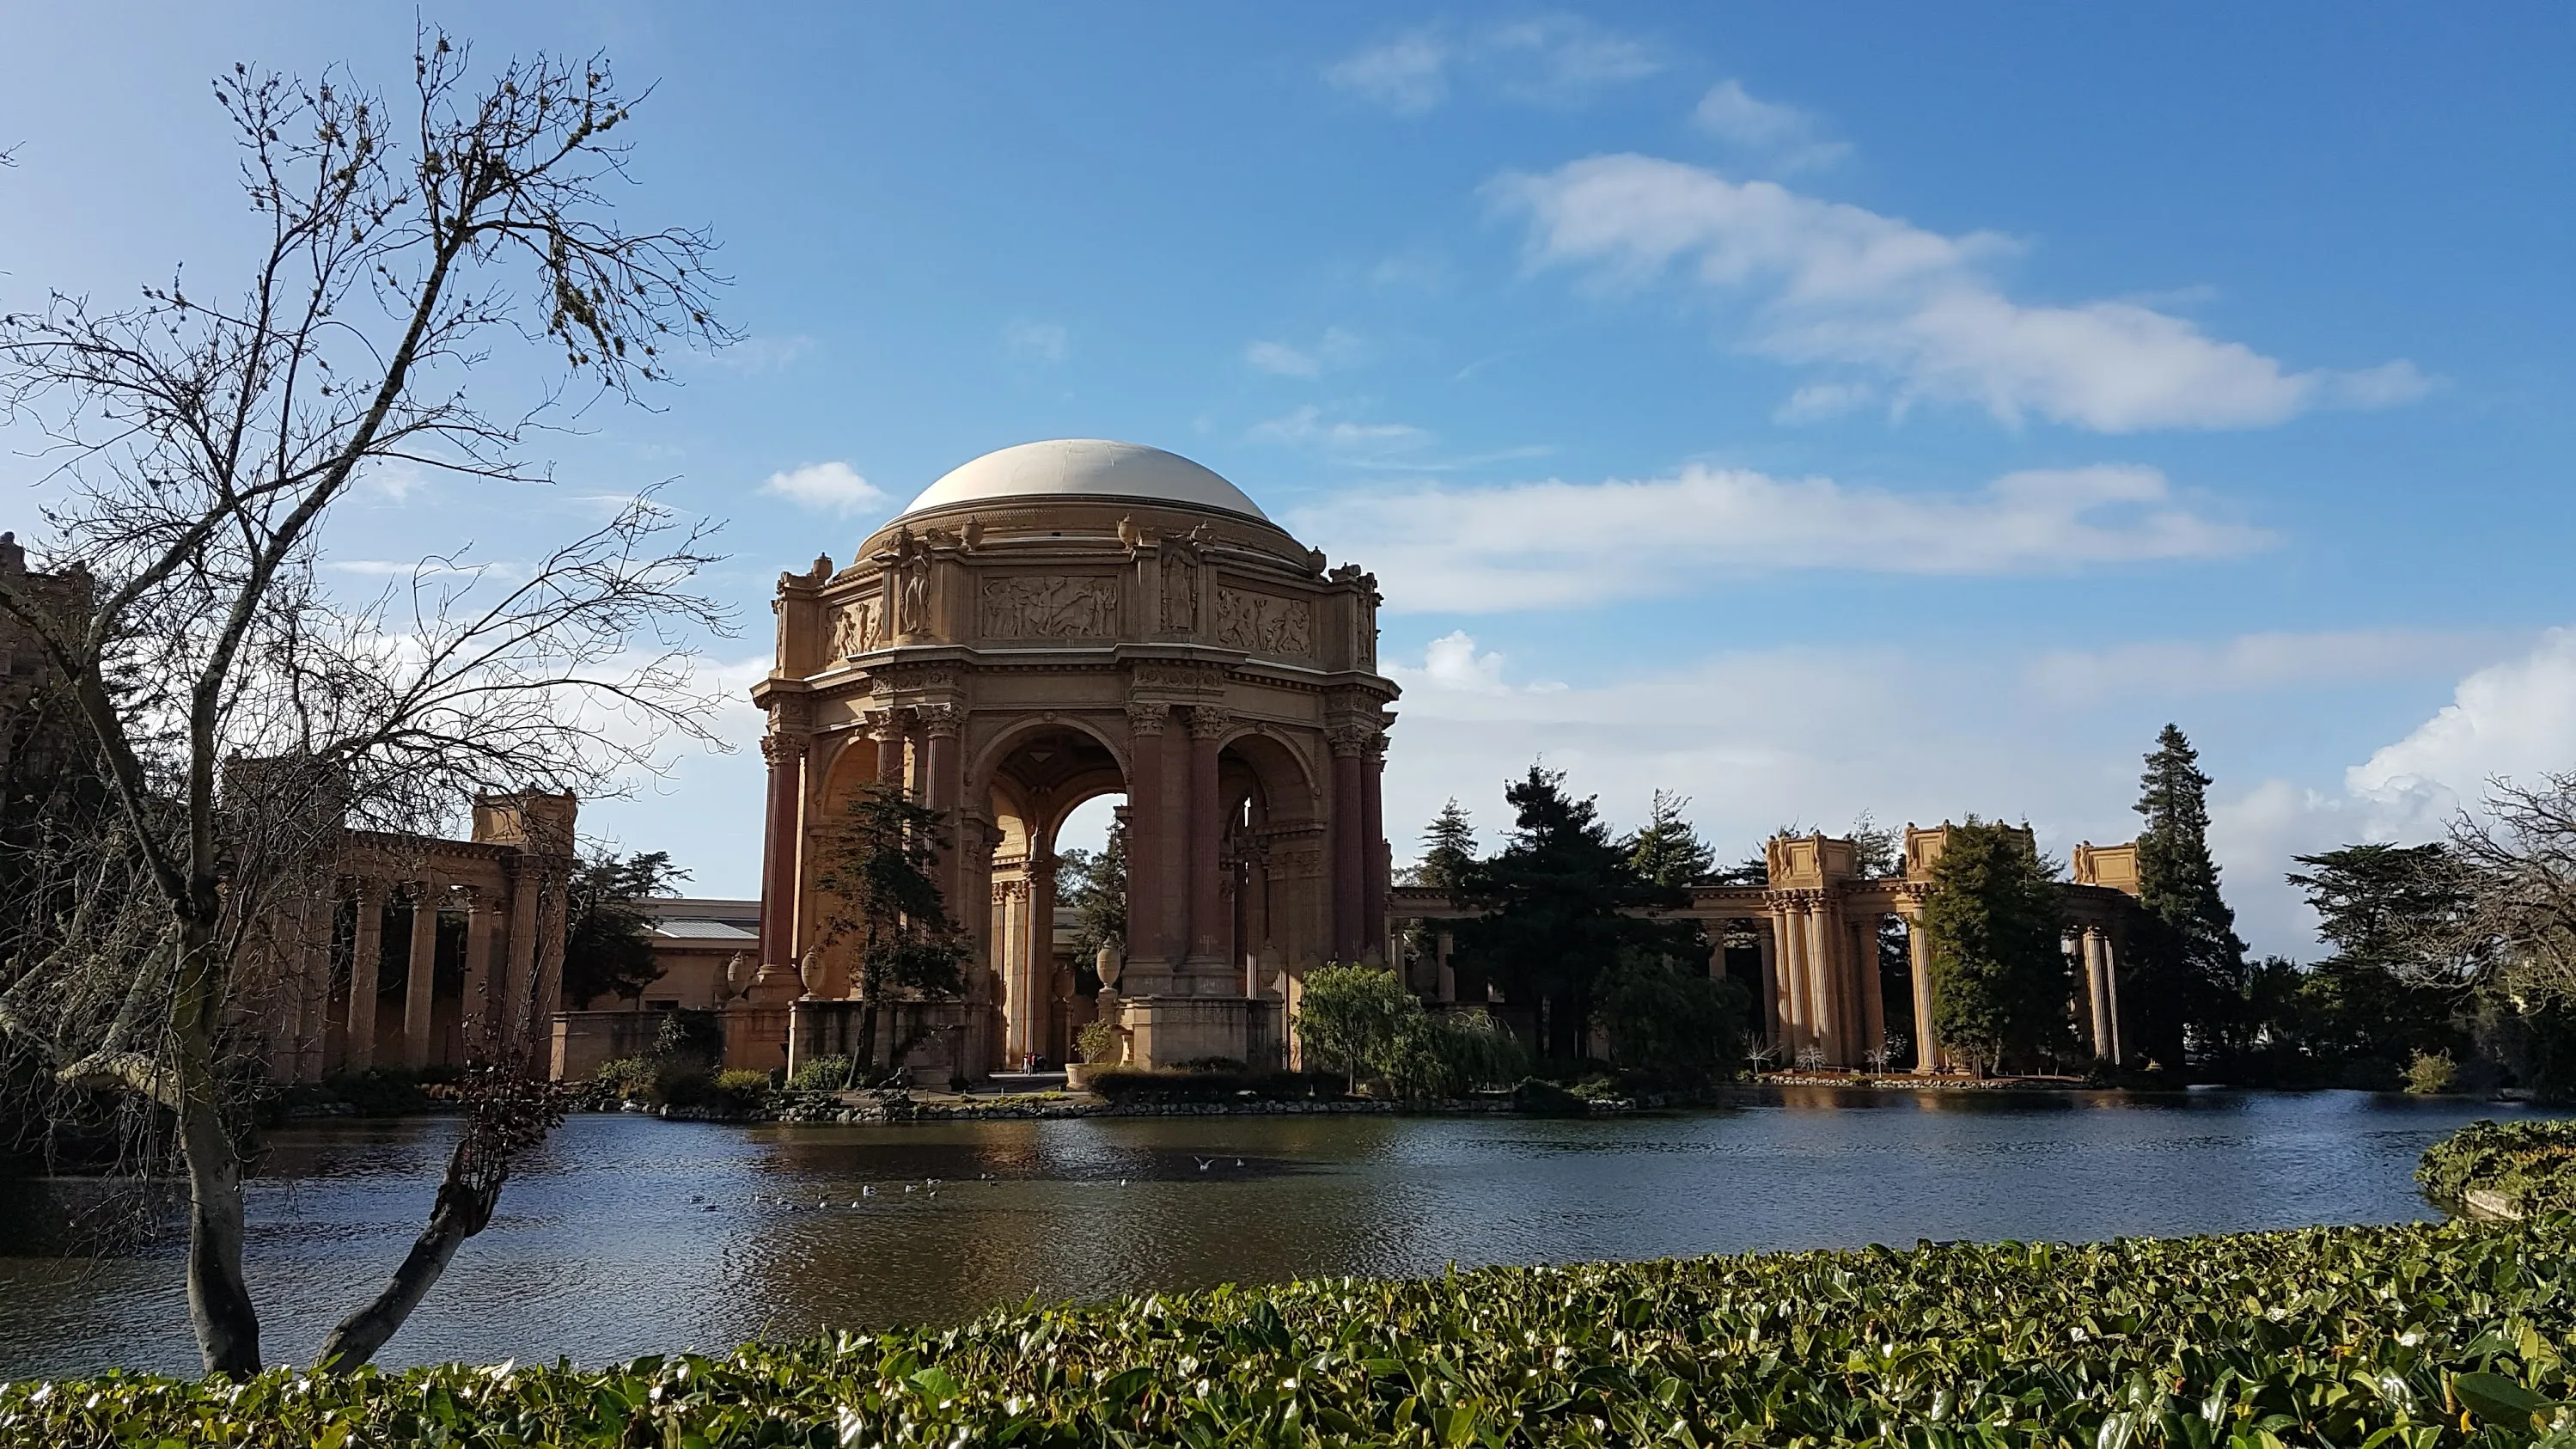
[172,932,261,1377]
[314,1134,496,1369]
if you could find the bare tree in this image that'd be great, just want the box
[0,34,730,1374]
[2456,770,2576,1004]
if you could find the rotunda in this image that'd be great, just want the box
[748,440,1398,1077]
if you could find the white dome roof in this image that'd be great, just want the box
[898,439,1269,522]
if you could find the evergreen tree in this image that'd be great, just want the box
[562,849,688,1008]
[1922,817,2069,1076]
[1057,816,1129,966]
[814,781,968,1073]
[2130,724,2250,1068]
[1453,764,1700,1064]
[1418,798,1479,891]
[1627,789,1716,888]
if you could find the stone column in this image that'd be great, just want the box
[997,877,1030,1061]
[1755,920,1781,1051]
[404,885,439,1068]
[2102,932,2124,1064]
[1906,911,1940,1073]
[1186,706,1229,970]
[292,890,333,1083]
[1362,736,1389,962]
[1775,904,1809,1055]
[505,857,540,1046]
[1123,703,1170,978]
[1854,916,1885,1067]
[1436,928,1456,1004]
[922,703,964,905]
[1328,724,1370,962]
[2082,927,2112,1058]
[1028,844,1056,1062]
[346,879,384,1071]
[1804,900,1840,1066]
[462,888,497,1058]
[754,728,809,987]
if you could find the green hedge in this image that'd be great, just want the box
[9,1217,2576,1446]
[2420,1116,2576,1214]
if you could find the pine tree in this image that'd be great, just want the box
[562,849,689,1007]
[1059,816,1129,965]
[1453,764,1700,1064]
[2131,724,2250,1069]
[815,780,968,1073]
[1627,789,1716,888]
[1418,798,1479,891]
[1922,817,2070,1076]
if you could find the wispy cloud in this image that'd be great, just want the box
[1004,318,1068,364]
[1297,462,2271,611]
[760,461,888,516]
[1249,404,1433,456]
[1693,80,1850,172]
[1327,16,1660,114]
[1244,327,1369,378]
[699,333,820,375]
[1492,154,2432,432]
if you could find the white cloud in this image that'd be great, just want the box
[2025,629,2497,707]
[1326,18,1657,114]
[1004,319,1068,364]
[1297,461,2269,612]
[1693,80,1851,172]
[759,461,887,517]
[2348,627,2576,819]
[700,333,819,375]
[1492,153,2431,432]
[2208,628,2576,954]
[1244,327,1369,379]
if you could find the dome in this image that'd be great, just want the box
[897,439,1270,522]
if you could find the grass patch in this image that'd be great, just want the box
[9,1217,2576,1445]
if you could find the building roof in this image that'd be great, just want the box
[649,919,758,942]
[895,439,1271,523]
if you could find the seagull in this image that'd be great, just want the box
[1193,1157,1214,1171]
[927,1177,942,1187]
[816,1197,829,1209]
[1234,1159,1244,1168]
[1119,1178,1128,1187]
[904,1184,917,1195]
[863,1185,876,1197]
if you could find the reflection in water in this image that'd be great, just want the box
[0,1088,2555,1377]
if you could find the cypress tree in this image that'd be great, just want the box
[1418,798,1479,891]
[2131,724,2249,1068]
[1922,817,2070,1076]
[1454,764,1699,1065]
[1627,789,1717,889]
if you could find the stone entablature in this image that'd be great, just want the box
[748,443,1399,1078]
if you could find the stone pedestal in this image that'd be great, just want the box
[1119,994,1278,1070]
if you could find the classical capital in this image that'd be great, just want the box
[1187,705,1233,740]
[759,730,809,767]
[918,701,965,739]
[1126,700,1169,737]
[1325,720,1378,757]
[864,706,913,743]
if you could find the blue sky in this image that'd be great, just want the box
[4,3,2571,955]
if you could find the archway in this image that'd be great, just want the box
[980,721,1125,1070]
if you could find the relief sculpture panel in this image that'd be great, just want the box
[828,598,880,658]
[980,575,1121,640]
[1214,587,1313,657]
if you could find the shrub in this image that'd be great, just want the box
[1085,1067,1340,1103]
[1381,1008,1527,1099]
[1295,963,1413,1084]
[2419,1117,2576,1212]
[412,1062,465,1086]
[654,1069,715,1109]
[651,1008,724,1071]
[2407,1049,2459,1095]
[1592,947,1746,1085]
[14,1218,2573,1446]
[710,1068,773,1106]
[786,1055,855,1093]
[595,1057,655,1100]
[1509,1076,1588,1115]
[1074,1018,1123,1066]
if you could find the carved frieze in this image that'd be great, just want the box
[1214,587,1312,657]
[981,574,1120,639]
[829,598,881,657]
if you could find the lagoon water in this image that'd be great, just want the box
[0,1087,2555,1378]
